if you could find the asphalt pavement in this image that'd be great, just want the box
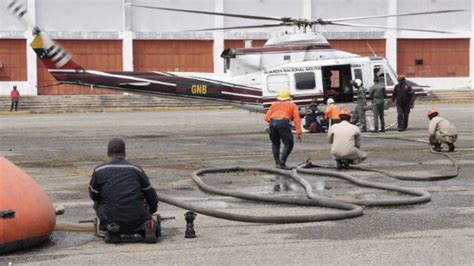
[0,103,473,265]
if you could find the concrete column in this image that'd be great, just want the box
[385,0,398,74]
[122,0,134,71]
[25,0,37,95]
[213,0,224,73]
[470,2,474,89]
[302,0,312,20]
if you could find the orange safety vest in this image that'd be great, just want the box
[264,101,302,135]
[325,104,341,120]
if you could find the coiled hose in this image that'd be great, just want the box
[55,135,458,231]
[154,135,458,223]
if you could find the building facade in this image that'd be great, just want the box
[0,0,472,95]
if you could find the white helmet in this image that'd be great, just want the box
[354,79,362,87]
[327,98,334,104]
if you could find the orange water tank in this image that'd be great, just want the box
[0,156,56,254]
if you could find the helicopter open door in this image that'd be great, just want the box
[321,65,353,103]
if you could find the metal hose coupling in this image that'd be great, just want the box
[184,211,197,238]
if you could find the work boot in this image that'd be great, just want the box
[448,143,455,152]
[105,223,121,244]
[336,160,343,170]
[342,160,351,170]
[380,128,385,133]
[279,160,289,170]
[143,218,158,244]
[275,160,282,168]
[432,144,442,152]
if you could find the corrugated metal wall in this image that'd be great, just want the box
[398,39,469,77]
[0,39,26,81]
[37,40,122,95]
[133,40,213,72]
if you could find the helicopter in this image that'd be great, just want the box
[6,1,467,114]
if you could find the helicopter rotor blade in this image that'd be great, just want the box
[130,4,288,22]
[6,0,36,31]
[328,21,461,34]
[325,9,469,23]
[182,23,293,32]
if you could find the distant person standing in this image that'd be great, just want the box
[369,76,386,132]
[392,75,414,131]
[264,89,302,169]
[351,79,367,132]
[10,85,20,112]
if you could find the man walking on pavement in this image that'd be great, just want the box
[264,89,302,169]
[393,75,414,131]
[327,108,367,169]
[89,138,160,244]
[427,108,457,152]
[369,76,386,132]
[351,79,367,132]
[10,85,20,112]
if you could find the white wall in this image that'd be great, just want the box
[410,77,471,90]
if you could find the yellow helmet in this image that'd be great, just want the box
[277,89,291,101]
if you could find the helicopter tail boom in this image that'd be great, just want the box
[31,34,83,71]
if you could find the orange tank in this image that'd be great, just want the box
[0,157,56,254]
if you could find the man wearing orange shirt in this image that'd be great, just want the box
[10,85,20,112]
[264,89,302,169]
[324,98,340,126]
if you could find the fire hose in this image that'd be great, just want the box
[153,135,457,223]
[55,135,458,231]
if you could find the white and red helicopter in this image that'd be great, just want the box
[7,1,467,113]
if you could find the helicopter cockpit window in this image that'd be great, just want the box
[295,72,316,90]
[353,69,363,82]
[373,65,394,86]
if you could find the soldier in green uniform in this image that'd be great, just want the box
[351,79,367,132]
[369,76,386,132]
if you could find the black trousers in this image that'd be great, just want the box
[10,100,18,111]
[396,102,410,130]
[269,119,294,163]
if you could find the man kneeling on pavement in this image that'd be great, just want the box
[427,108,457,152]
[327,108,367,169]
[89,138,160,244]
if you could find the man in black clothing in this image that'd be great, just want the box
[392,75,414,131]
[305,100,326,133]
[89,138,160,243]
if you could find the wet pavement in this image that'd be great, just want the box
[0,103,473,265]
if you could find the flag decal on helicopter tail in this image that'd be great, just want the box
[30,35,82,70]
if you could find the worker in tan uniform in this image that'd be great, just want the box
[327,108,367,169]
[264,89,302,169]
[427,108,457,152]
